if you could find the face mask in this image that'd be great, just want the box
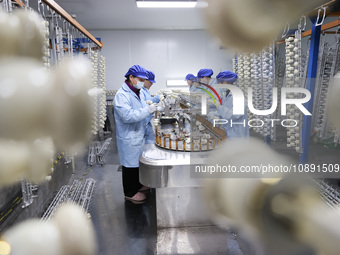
[201,78,208,85]
[133,79,144,90]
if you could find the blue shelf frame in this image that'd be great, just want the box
[300,18,322,163]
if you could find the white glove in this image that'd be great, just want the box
[148,103,157,114]
[156,106,164,112]
[156,101,165,112]
[146,100,153,105]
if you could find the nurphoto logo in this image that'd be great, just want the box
[198,84,312,128]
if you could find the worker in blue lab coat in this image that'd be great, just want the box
[215,70,249,138]
[186,73,199,92]
[141,70,161,104]
[197,69,220,113]
[113,65,157,204]
[140,70,165,144]
[197,68,215,87]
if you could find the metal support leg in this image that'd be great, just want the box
[21,180,36,208]
[71,155,75,174]
[300,19,322,163]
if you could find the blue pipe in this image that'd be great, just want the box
[300,18,321,163]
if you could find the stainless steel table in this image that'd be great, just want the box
[139,144,212,228]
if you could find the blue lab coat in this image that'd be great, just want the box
[113,83,151,167]
[189,85,199,93]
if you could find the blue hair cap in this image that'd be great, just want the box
[197,69,213,78]
[146,70,156,83]
[125,65,148,79]
[185,73,196,81]
[216,70,238,84]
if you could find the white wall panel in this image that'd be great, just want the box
[90,29,235,94]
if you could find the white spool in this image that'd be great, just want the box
[53,203,96,255]
[3,220,62,255]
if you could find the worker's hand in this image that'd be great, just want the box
[148,103,157,114]
[146,100,153,105]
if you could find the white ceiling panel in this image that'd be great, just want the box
[55,0,207,30]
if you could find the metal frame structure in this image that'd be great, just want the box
[41,0,103,48]
[277,4,340,162]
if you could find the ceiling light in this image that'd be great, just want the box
[167,80,188,86]
[136,1,197,8]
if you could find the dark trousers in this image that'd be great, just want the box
[122,166,143,197]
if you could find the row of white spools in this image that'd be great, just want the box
[234,44,278,141]
[235,54,251,107]
[99,56,107,129]
[89,51,107,135]
[285,35,303,153]
[249,52,262,125]
[42,20,50,69]
[234,36,309,152]
[261,46,276,138]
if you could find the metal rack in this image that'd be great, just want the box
[274,4,340,162]
[313,179,340,210]
[68,180,82,202]
[78,178,96,213]
[235,45,278,142]
[97,138,112,157]
[88,142,96,166]
[35,0,103,66]
[2,0,103,54]
[1,0,107,136]
[41,178,96,222]
[39,0,102,48]
[263,1,340,160]
[21,180,37,208]
[41,185,70,221]
[312,33,340,144]
[294,4,340,162]
[88,138,112,166]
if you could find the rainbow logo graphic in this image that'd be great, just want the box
[196,82,223,106]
